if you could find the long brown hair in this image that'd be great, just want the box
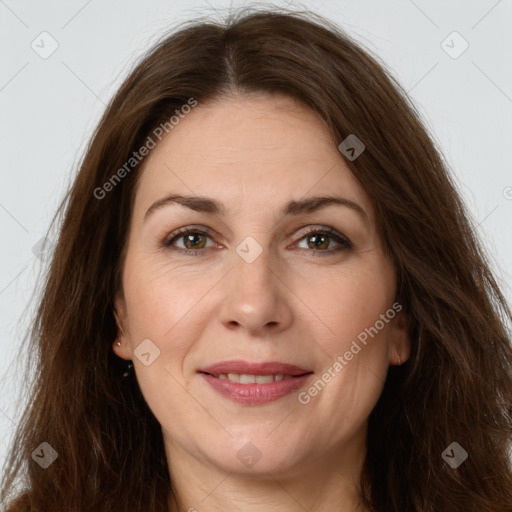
[2,6,511,511]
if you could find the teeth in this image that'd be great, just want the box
[254,375,274,384]
[240,374,257,384]
[217,373,292,383]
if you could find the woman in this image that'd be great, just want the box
[1,6,511,512]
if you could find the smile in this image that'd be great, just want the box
[199,371,313,405]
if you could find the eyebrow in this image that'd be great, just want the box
[143,193,368,222]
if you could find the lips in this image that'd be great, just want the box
[197,360,314,405]
[198,360,312,377]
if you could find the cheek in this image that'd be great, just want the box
[302,256,394,408]
[309,263,394,350]
[121,255,220,408]
[122,254,210,338]
[121,263,203,430]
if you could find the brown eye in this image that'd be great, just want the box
[181,232,207,249]
[163,226,216,255]
[295,227,352,256]
[162,225,351,257]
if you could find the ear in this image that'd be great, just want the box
[388,310,411,366]
[112,291,131,361]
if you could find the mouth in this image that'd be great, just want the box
[197,360,314,405]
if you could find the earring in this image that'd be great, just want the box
[114,340,132,377]
[122,361,133,378]
[397,353,401,366]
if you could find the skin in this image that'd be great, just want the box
[113,93,411,512]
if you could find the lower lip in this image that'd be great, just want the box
[199,373,313,405]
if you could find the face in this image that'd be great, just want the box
[113,93,410,479]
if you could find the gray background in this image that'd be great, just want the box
[1,0,511,472]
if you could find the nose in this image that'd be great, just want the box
[218,246,293,337]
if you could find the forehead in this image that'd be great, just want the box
[132,94,373,222]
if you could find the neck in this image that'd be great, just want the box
[165,430,369,512]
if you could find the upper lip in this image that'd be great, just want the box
[198,360,313,376]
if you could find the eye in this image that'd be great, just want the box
[162,225,218,256]
[293,226,352,256]
[162,225,352,257]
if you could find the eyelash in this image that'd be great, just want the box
[161,225,352,257]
